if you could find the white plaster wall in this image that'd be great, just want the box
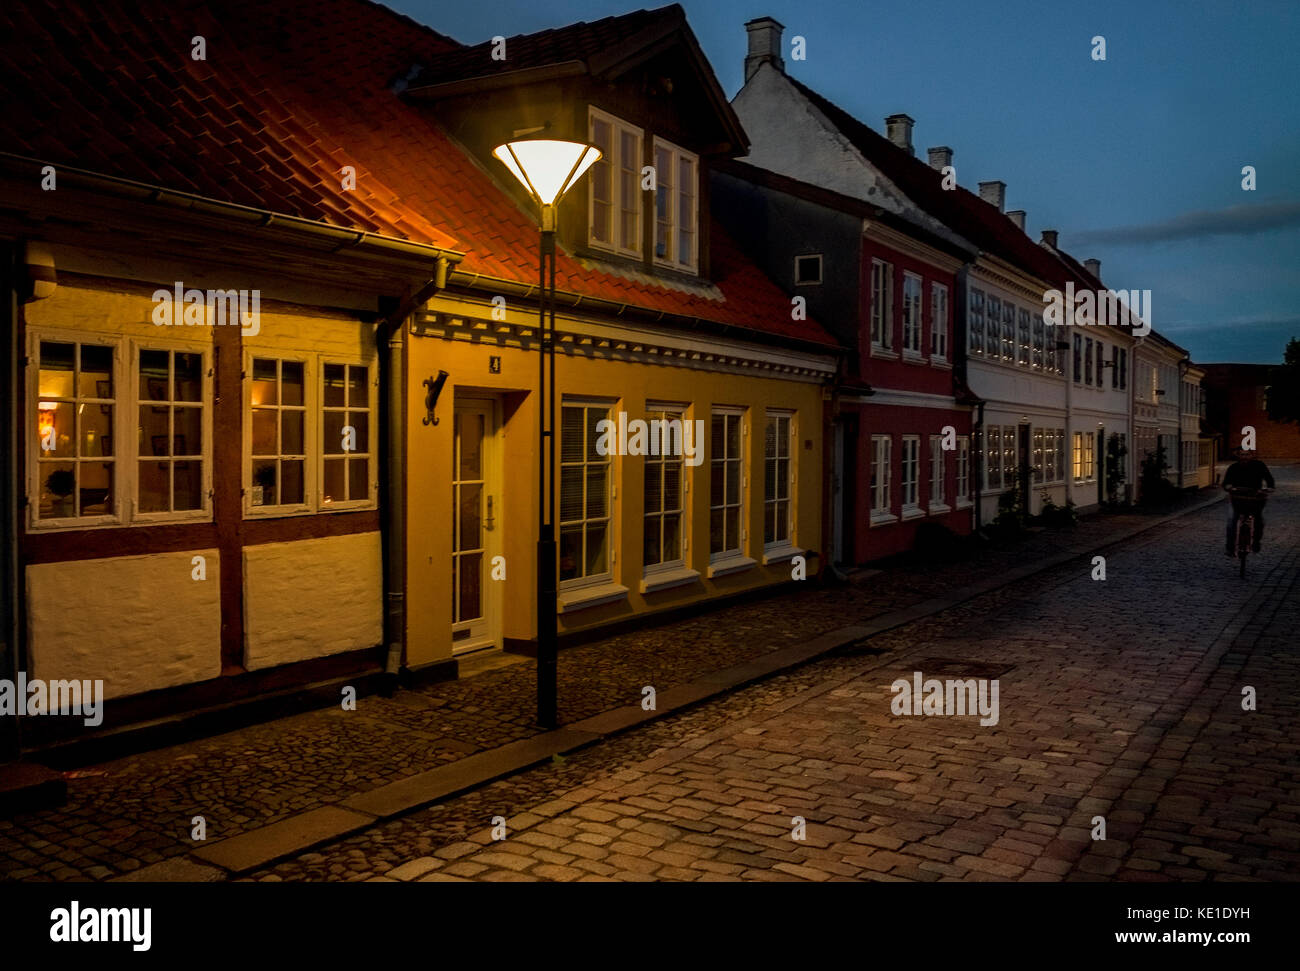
[243,531,381,670]
[27,550,222,699]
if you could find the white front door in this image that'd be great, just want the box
[452,399,500,653]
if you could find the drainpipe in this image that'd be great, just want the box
[376,257,451,694]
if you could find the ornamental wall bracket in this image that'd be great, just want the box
[423,370,449,425]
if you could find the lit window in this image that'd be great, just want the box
[560,401,612,583]
[1018,307,1032,366]
[137,348,206,516]
[653,138,697,271]
[1001,300,1016,361]
[321,363,371,507]
[643,406,685,569]
[986,425,1002,491]
[588,108,643,257]
[710,410,745,557]
[764,412,794,548]
[1032,312,1045,370]
[1032,427,1044,484]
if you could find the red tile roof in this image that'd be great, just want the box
[1,0,838,350]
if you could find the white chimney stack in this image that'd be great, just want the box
[978,181,1006,213]
[1084,258,1102,280]
[927,146,952,171]
[744,17,785,82]
[1006,210,1026,231]
[885,114,915,155]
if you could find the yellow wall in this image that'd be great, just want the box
[403,297,825,669]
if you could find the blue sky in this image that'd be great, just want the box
[390,0,1300,364]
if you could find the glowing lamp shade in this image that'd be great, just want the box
[492,139,601,208]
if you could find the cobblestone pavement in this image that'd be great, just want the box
[245,472,1298,882]
[0,487,1244,881]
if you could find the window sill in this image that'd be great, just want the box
[639,566,700,595]
[558,581,630,613]
[928,503,951,515]
[901,506,925,521]
[761,544,804,566]
[902,350,925,363]
[869,511,898,527]
[870,345,898,359]
[930,358,951,369]
[707,555,756,578]
[955,498,972,509]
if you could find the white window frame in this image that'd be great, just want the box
[871,259,894,352]
[709,407,747,564]
[642,402,689,576]
[588,107,643,258]
[902,272,923,358]
[559,397,616,589]
[928,434,948,513]
[319,359,377,512]
[869,434,894,524]
[901,434,921,516]
[930,282,948,362]
[131,339,213,524]
[956,435,971,507]
[26,329,218,531]
[763,410,796,554]
[652,137,698,273]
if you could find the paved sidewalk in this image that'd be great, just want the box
[0,493,1222,881]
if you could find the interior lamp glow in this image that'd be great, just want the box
[492,139,601,230]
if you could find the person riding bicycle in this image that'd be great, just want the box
[1223,447,1275,556]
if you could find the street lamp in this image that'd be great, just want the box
[492,135,600,729]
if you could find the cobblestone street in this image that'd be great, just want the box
[2,479,1295,882]
[249,471,1299,883]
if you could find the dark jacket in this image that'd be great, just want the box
[1223,459,1275,492]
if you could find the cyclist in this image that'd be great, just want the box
[1223,447,1275,556]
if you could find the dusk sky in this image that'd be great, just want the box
[391,0,1300,365]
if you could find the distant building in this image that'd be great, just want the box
[1201,364,1300,463]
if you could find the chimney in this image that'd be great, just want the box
[1084,258,1101,280]
[927,146,952,171]
[1041,229,1058,248]
[978,181,1006,212]
[885,114,914,155]
[744,17,785,82]
[1006,210,1026,231]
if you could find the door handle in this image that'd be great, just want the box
[485,495,495,530]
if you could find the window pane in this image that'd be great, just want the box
[459,412,483,479]
[175,352,202,402]
[348,457,368,501]
[280,459,304,504]
[663,462,681,508]
[662,513,681,560]
[726,415,741,456]
[323,364,346,407]
[348,366,368,407]
[252,408,277,455]
[252,359,278,406]
[174,460,203,511]
[174,406,201,457]
[560,467,584,522]
[323,410,346,455]
[281,361,304,406]
[349,411,369,454]
[282,410,304,456]
[560,525,582,582]
[42,402,74,457]
[138,460,169,512]
[459,482,481,551]
[585,408,605,461]
[38,342,75,398]
[725,507,739,550]
[458,552,482,621]
[725,459,740,503]
[252,459,277,506]
[137,348,172,402]
[585,523,607,575]
[323,458,345,505]
[710,460,724,507]
[645,463,663,513]
[79,463,113,516]
[78,344,113,398]
[643,517,661,566]
[82,405,113,457]
[585,465,607,518]
[561,407,584,463]
[38,462,76,518]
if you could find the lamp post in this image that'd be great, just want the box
[492,137,600,729]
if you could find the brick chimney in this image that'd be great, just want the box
[927,146,952,171]
[1006,210,1026,231]
[1041,229,1058,248]
[744,17,785,82]
[1084,258,1101,280]
[978,181,1005,212]
[885,114,915,155]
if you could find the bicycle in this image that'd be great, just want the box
[1227,486,1271,578]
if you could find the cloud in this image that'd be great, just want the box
[1071,200,1300,246]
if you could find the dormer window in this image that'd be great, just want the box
[588,107,642,257]
[653,138,698,273]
